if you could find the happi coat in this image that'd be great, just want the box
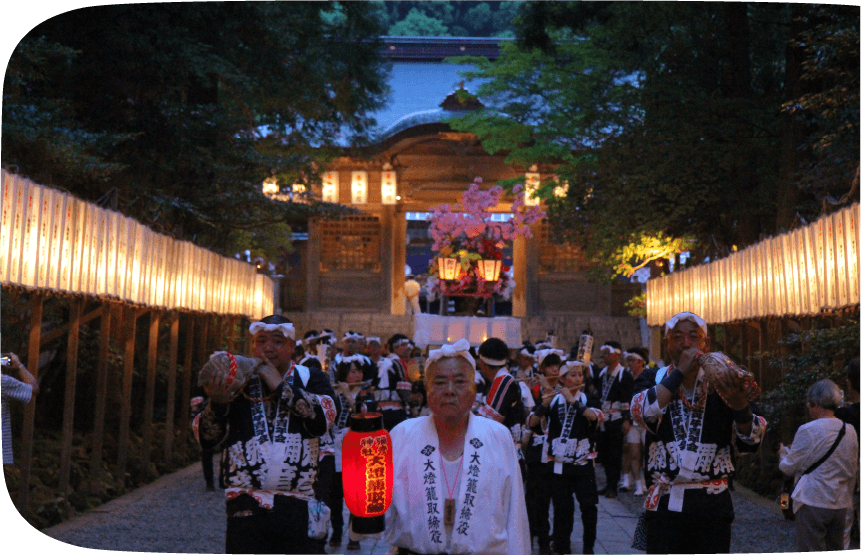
[630,365,766,517]
[386,413,530,555]
[195,363,338,509]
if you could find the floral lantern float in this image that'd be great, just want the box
[341,413,393,534]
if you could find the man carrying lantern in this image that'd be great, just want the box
[386,338,530,554]
[630,311,766,554]
[195,315,338,554]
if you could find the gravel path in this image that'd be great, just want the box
[36,462,800,554]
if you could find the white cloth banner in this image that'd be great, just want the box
[413,313,521,348]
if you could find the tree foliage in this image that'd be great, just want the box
[372,1,518,37]
[446,2,859,280]
[2,2,390,263]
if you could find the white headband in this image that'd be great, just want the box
[343,332,363,341]
[249,322,295,340]
[427,339,475,370]
[625,351,645,362]
[560,360,585,375]
[391,338,411,348]
[339,354,365,365]
[366,336,381,345]
[600,344,621,354]
[520,348,535,358]
[535,348,564,368]
[665,312,708,337]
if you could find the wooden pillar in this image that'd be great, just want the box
[59,299,82,495]
[18,293,44,508]
[141,311,160,470]
[117,306,139,472]
[226,315,236,354]
[164,312,179,462]
[306,220,321,311]
[89,304,111,493]
[180,315,195,438]
[383,206,407,315]
[512,235,527,317]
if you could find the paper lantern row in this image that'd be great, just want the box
[412,313,522,348]
[0,170,273,318]
[647,203,860,326]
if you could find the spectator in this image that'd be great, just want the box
[779,379,859,552]
[2,352,39,465]
[836,358,861,549]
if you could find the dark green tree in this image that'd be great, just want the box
[2,2,390,259]
[447,2,859,280]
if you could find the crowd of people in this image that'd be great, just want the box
[184,311,857,554]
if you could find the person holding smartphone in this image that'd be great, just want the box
[2,352,39,465]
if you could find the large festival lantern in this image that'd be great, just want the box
[341,413,393,534]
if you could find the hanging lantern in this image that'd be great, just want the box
[476,258,502,282]
[381,168,397,205]
[351,171,368,204]
[322,171,339,203]
[437,257,460,281]
[341,413,393,534]
[524,167,540,207]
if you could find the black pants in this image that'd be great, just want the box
[225,494,322,554]
[201,448,215,488]
[328,470,346,541]
[644,509,732,554]
[525,463,552,548]
[549,469,598,554]
[600,419,624,492]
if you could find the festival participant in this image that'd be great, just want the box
[297,330,324,371]
[327,356,377,550]
[386,339,530,554]
[195,315,338,554]
[513,342,537,382]
[621,347,649,495]
[630,311,766,554]
[594,341,633,498]
[541,360,603,555]
[779,379,858,552]
[474,337,527,463]
[335,331,376,382]
[373,334,412,431]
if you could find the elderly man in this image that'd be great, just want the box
[630,312,766,554]
[386,338,530,554]
[196,315,338,554]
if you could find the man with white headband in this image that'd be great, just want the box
[335,331,376,383]
[371,334,413,431]
[386,339,530,554]
[630,311,766,554]
[474,338,527,451]
[594,340,633,499]
[197,315,338,554]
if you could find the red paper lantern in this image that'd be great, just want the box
[341,412,393,534]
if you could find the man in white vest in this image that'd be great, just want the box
[386,338,530,554]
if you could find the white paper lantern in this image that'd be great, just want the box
[322,171,339,203]
[381,169,397,205]
[351,171,368,205]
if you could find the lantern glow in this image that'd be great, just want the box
[322,171,339,203]
[476,258,502,282]
[341,413,393,534]
[351,171,368,204]
[381,170,397,205]
[437,257,460,281]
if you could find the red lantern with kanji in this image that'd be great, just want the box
[341,412,393,534]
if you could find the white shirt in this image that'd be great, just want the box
[779,416,858,511]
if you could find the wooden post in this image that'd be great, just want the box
[18,293,44,509]
[59,299,82,495]
[89,304,111,493]
[181,315,195,438]
[226,315,236,354]
[164,312,179,463]
[117,306,139,472]
[141,311,160,471]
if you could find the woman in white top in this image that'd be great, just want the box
[779,379,859,552]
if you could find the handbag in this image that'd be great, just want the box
[779,421,846,521]
[307,497,331,540]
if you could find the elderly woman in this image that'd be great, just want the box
[779,379,859,552]
[386,339,530,554]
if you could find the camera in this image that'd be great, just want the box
[1,354,12,368]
